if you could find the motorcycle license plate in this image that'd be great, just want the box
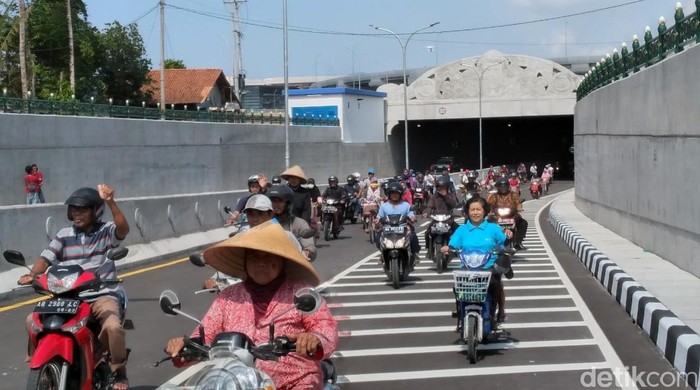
[433,224,449,234]
[383,225,406,234]
[498,218,515,225]
[322,206,337,213]
[34,299,80,314]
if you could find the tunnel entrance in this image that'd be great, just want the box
[390,115,574,179]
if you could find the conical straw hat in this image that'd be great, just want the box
[203,220,320,285]
[280,165,308,184]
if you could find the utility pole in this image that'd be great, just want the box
[19,0,28,98]
[160,0,165,116]
[224,0,246,107]
[66,0,75,96]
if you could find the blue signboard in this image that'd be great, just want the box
[292,105,338,119]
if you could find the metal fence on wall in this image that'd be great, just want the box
[0,95,340,127]
[577,2,700,100]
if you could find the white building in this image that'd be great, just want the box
[287,88,387,143]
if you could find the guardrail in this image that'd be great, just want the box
[577,2,700,100]
[0,95,340,127]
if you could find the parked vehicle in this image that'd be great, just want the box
[154,288,339,390]
[377,214,415,289]
[4,247,130,390]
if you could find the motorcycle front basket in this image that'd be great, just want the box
[453,270,491,303]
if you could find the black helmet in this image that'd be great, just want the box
[307,177,316,185]
[267,184,294,204]
[65,187,104,221]
[346,175,355,183]
[247,175,260,185]
[495,177,510,194]
[328,175,338,184]
[467,171,478,180]
[271,175,282,184]
[435,176,450,188]
[386,181,403,196]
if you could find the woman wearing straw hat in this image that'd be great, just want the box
[165,221,338,390]
[281,165,312,224]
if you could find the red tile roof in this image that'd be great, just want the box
[143,68,231,105]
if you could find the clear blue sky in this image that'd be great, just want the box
[84,0,686,79]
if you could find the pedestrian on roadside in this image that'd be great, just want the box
[24,165,41,205]
[31,164,45,203]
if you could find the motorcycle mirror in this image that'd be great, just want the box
[159,290,181,316]
[3,250,27,267]
[223,206,232,215]
[299,228,316,239]
[293,287,322,314]
[106,246,129,261]
[188,253,207,267]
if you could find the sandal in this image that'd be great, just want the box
[112,370,129,390]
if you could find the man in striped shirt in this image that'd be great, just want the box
[19,184,131,390]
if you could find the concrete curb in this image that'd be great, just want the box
[548,202,700,389]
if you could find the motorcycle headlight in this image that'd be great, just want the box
[47,271,79,294]
[195,368,242,390]
[394,238,406,248]
[382,238,394,249]
[497,208,512,217]
[61,316,89,334]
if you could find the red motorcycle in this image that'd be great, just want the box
[4,247,129,390]
[412,186,427,214]
[530,178,542,199]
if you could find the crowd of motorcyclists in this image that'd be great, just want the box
[8,161,560,389]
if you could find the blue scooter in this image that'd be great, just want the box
[451,249,513,364]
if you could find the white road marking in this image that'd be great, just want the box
[329,294,571,308]
[334,306,578,321]
[339,321,588,336]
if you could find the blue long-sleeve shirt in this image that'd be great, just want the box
[448,220,506,269]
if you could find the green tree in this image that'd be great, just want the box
[164,58,185,69]
[97,21,151,104]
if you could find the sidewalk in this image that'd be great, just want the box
[549,190,700,387]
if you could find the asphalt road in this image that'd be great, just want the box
[0,181,690,389]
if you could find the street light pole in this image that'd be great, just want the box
[371,22,439,171]
[283,0,290,169]
[461,57,506,173]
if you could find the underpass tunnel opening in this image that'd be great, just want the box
[394,115,574,178]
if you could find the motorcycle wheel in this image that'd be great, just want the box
[369,225,375,244]
[435,245,444,274]
[27,359,63,390]
[466,315,478,364]
[391,257,400,289]
[324,220,331,241]
[350,216,357,224]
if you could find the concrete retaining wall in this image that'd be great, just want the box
[574,44,700,277]
[0,114,400,205]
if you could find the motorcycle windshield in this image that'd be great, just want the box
[209,332,254,359]
[458,251,492,270]
[385,214,406,226]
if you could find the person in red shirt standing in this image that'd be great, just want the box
[31,164,45,203]
[24,165,41,204]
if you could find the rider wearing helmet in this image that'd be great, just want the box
[271,175,282,185]
[322,176,348,235]
[375,181,421,261]
[343,175,362,219]
[423,175,459,249]
[228,174,267,224]
[18,185,131,389]
[267,185,317,261]
[487,177,528,250]
[465,171,480,194]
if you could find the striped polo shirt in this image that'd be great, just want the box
[40,221,122,301]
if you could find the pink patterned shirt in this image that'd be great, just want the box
[192,279,338,390]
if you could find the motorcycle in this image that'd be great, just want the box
[377,214,415,289]
[4,246,131,390]
[427,212,453,274]
[529,179,542,199]
[360,199,379,244]
[321,198,342,241]
[542,177,551,194]
[518,170,528,183]
[154,288,338,390]
[412,187,426,214]
[223,206,250,238]
[451,250,512,364]
[491,207,517,250]
[343,195,358,225]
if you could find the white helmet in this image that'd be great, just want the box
[352,172,361,180]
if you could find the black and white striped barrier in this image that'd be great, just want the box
[548,206,700,389]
